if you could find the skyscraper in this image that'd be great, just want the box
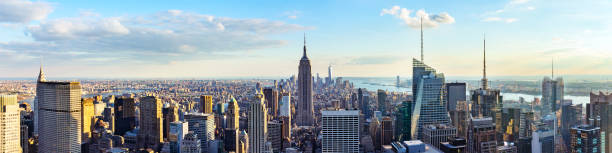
[181,133,202,153]
[411,58,450,139]
[267,121,282,153]
[445,82,466,111]
[561,102,582,147]
[227,96,240,130]
[163,104,179,140]
[82,98,95,142]
[0,95,22,153]
[467,117,497,153]
[377,89,387,115]
[138,96,163,149]
[470,37,504,143]
[381,116,393,145]
[321,110,359,153]
[297,34,314,126]
[327,64,333,86]
[395,100,414,141]
[201,95,213,114]
[570,125,600,153]
[248,92,268,153]
[587,92,611,153]
[541,77,564,116]
[36,65,82,153]
[263,87,279,117]
[114,96,137,136]
[169,121,188,153]
[184,113,215,152]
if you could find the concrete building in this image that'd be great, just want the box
[445,82,466,111]
[263,87,279,117]
[0,95,22,153]
[82,98,95,142]
[267,121,282,153]
[422,124,457,150]
[321,110,360,153]
[439,137,466,153]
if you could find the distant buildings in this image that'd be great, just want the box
[263,87,279,117]
[297,35,314,126]
[36,69,82,153]
[377,89,387,115]
[114,96,137,136]
[321,110,360,153]
[0,95,22,153]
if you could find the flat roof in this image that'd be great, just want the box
[321,110,359,116]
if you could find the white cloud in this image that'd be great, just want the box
[283,10,301,19]
[1,10,312,64]
[0,0,53,23]
[510,0,530,5]
[381,6,455,29]
[482,17,518,23]
[526,6,536,10]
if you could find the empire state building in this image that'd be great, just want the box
[297,35,314,126]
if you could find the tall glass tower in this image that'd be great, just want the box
[410,58,450,140]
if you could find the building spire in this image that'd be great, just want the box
[551,58,554,79]
[37,57,46,82]
[481,34,488,89]
[420,17,424,62]
[303,33,307,58]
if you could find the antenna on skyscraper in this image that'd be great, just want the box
[420,17,424,62]
[551,58,554,79]
[481,33,488,89]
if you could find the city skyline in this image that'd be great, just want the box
[0,0,611,78]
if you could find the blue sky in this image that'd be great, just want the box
[0,0,611,78]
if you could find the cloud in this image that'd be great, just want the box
[381,6,455,29]
[347,56,403,65]
[0,0,53,23]
[510,0,530,5]
[482,17,518,23]
[283,10,301,19]
[526,6,536,10]
[1,10,312,64]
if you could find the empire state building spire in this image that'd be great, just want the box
[303,33,307,58]
[481,34,488,89]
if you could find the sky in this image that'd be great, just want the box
[0,0,611,79]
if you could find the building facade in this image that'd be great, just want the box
[297,36,314,126]
[248,92,268,153]
[37,81,82,153]
[321,110,360,153]
[411,59,450,139]
[0,95,21,153]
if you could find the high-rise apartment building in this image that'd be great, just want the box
[267,120,282,153]
[138,96,163,149]
[248,92,268,153]
[0,95,22,153]
[381,116,393,145]
[561,102,582,147]
[411,58,450,139]
[37,76,82,153]
[377,89,387,115]
[321,110,359,153]
[200,95,213,114]
[587,92,611,153]
[297,35,314,126]
[163,105,179,140]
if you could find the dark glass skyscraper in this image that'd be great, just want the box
[297,35,314,126]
